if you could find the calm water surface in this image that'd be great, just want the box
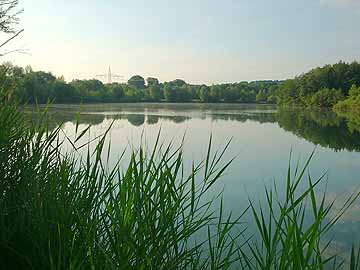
[34,103,360,257]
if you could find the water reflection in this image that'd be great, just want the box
[26,103,360,152]
[23,103,360,265]
[276,108,360,152]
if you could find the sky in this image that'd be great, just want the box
[3,0,360,84]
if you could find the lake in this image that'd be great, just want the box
[31,103,360,258]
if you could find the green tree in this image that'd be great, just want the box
[53,80,78,103]
[199,86,210,102]
[149,85,162,101]
[277,61,360,106]
[111,83,124,98]
[128,75,145,89]
[0,63,27,102]
[256,90,267,103]
[124,85,143,100]
[209,85,221,102]
[70,79,105,98]
[146,77,159,87]
[163,85,190,102]
[22,71,56,103]
[223,86,240,102]
[349,84,360,97]
[267,95,277,104]
[310,88,344,107]
[163,86,173,101]
[171,79,186,87]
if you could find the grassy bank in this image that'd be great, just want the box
[0,103,359,270]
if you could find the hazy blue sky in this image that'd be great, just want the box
[5,0,360,84]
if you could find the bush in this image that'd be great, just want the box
[310,88,344,107]
[334,85,360,113]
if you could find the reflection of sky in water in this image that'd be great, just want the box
[29,103,360,258]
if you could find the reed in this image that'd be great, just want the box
[0,103,358,270]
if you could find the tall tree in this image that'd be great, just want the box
[111,84,124,98]
[53,80,78,103]
[199,86,210,102]
[149,85,162,101]
[146,77,159,87]
[128,75,145,89]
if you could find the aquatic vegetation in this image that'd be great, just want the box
[0,103,359,270]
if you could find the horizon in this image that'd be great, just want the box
[3,0,360,84]
[5,60,357,86]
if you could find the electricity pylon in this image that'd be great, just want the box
[96,67,123,84]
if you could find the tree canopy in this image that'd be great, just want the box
[3,60,360,108]
[0,62,282,104]
[277,61,360,107]
[128,75,145,89]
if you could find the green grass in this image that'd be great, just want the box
[0,102,359,270]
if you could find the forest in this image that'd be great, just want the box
[0,62,279,104]
[2,61,360,112]
[277,61,360,108]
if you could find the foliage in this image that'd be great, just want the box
[146,77,159,87]
[0,62,281,104]
[163,84,192,102]
[109,83,124,98]
[53,80,79,103]
[333,84,360,112]
[0,103,241,269]
[335,108,360,133]
[349,84,360,97]
[333,84,360,131]
[241,151,359,270]
[278,61,360,107]
[276,107,360,151]
[256,90,267,103]
[0,102,359,269]
[128,75,145,89]
[2,60,360,108]
[310,88,344,107]
[199,85,210,102]
[149,84,162,101]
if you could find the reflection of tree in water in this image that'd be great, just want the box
[107,114,127,121]
[146,115,190,125]
[276,108,360,152]
[25,105,360,152]
[103,114,189,125]
[209,109,360,152]
[160,115,189,124]
[77,114,105,125]
[335,110,360,133]
[24,109,105,132]
[147,115,159,125]
[126,114,145,127]
[211,113,277,124]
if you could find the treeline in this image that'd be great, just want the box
[2,61,360,108]
[0,63,280,104]
[277,61,360,108]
